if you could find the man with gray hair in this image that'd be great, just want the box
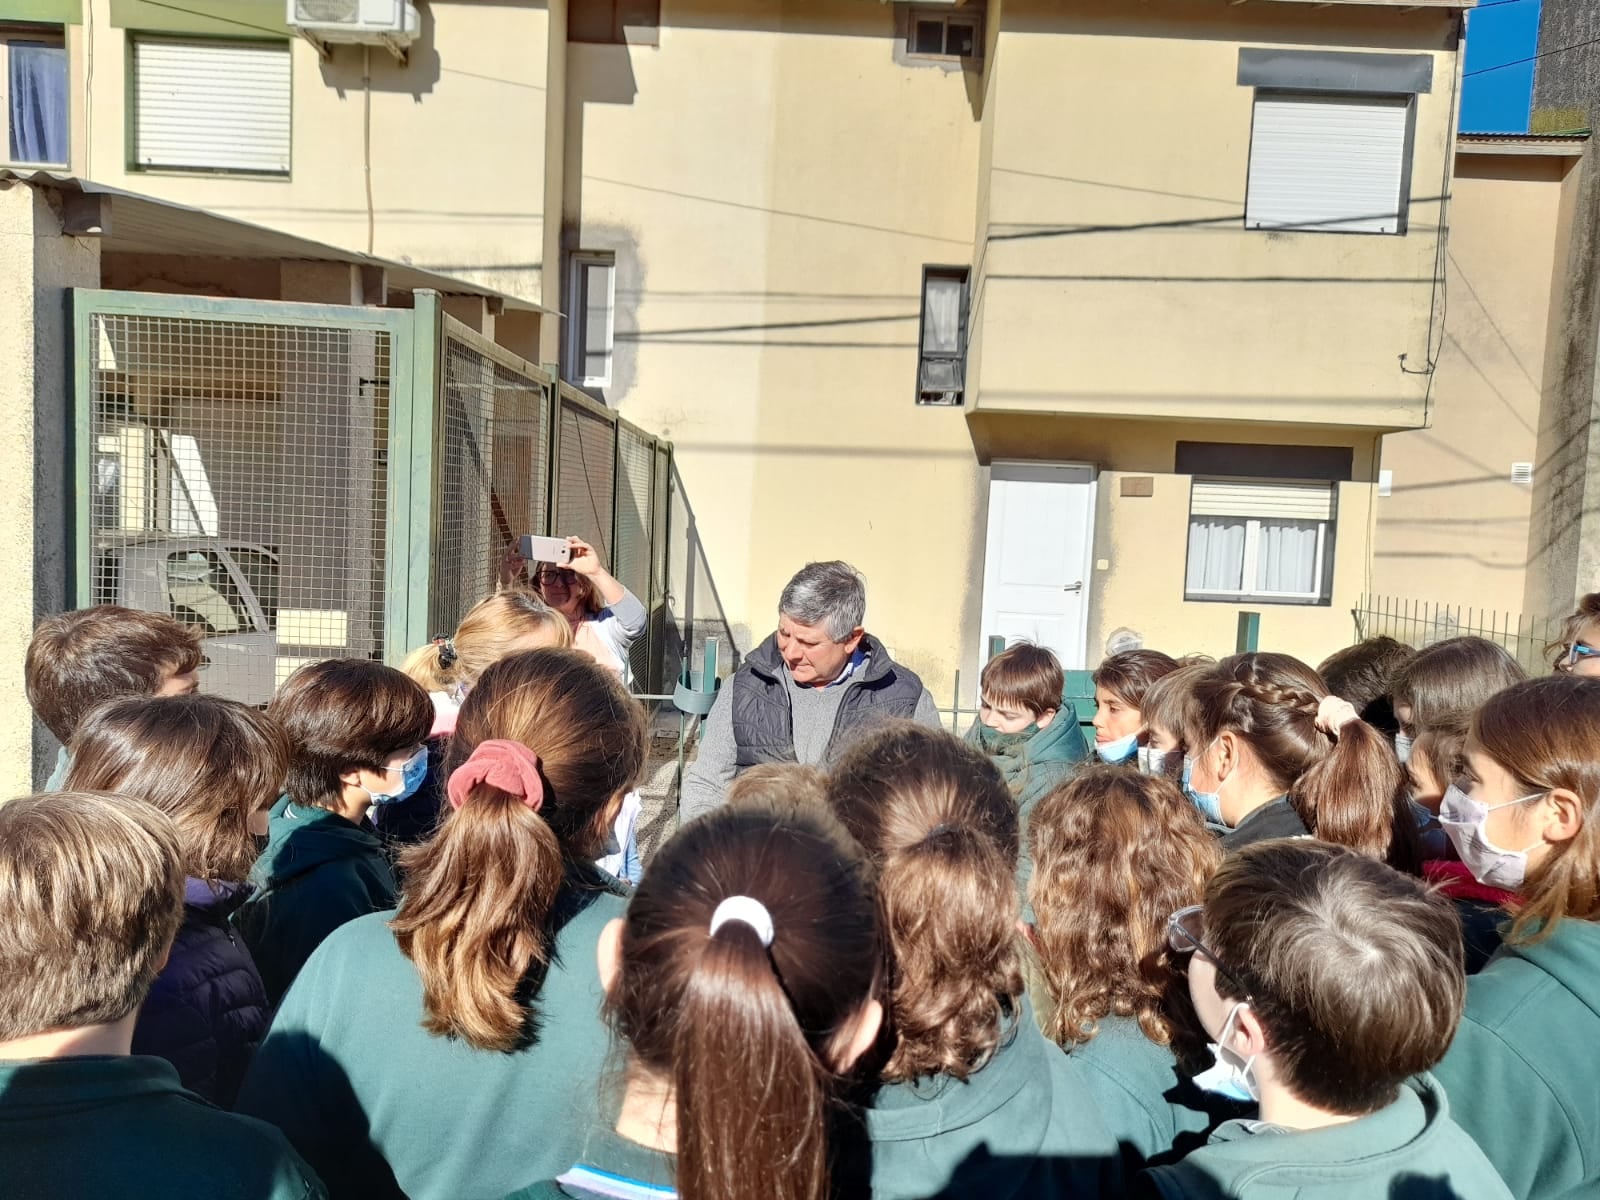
[679,560,941,822]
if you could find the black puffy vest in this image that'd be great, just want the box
[730,632,926,771]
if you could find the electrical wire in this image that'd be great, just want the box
[1465,31,1600,78]
[363,45,375,255]
[1414,12,1464,426]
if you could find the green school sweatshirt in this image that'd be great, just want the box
[236,869,629,1200]
[965,703,1087,911]
[865,998,1124,1200]
[1138,1075,1511,1200]
[1433,917,1600,1200]
[233,797,398,1005]
[0,1054,325,1200]
[1068,1013,1252,1172]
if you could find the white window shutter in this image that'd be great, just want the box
[1246,94,1408,235]
[1191,480,1334,521]
[134,40,291,174]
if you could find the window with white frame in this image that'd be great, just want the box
[907,7,981,60]
[1245,92,1412,235]
[2,27,68,167]
[131,37,290,175]
[1184,479,1336,604]
[568,252,616,390]
[916,265,968,406]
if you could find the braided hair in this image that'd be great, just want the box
[1194,653,1422,873]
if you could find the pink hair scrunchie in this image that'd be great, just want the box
[447,739,545,813]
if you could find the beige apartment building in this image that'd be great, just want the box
[10,0,1571,704]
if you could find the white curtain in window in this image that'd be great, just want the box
[580,260,614,383]
[1186,518,1247,592]
[9,41,68,165]
[1256,519,1319,594]
[922,275,962,355]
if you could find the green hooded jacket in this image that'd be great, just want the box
[864,998,1123,1200]
[1433,917,1600,1200]
[1138,1075,1512,1200]
[965,701,1088,904]
[1068,1014,1252,1174]
[232,796,397,1006]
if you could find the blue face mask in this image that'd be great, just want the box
[365,745,429,806]
[1394,732,1413,765]
[1183,756,1225,825]
[1192,1003,1260,1104]
[1096,732,1139,765]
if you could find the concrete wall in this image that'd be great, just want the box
[1373,151,1576,613]
[0,184,100,795]
[65,0,554,305]
[566,0,987,694]
[971,0,1461,431]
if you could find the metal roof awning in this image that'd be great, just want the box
[1,169,556,316]
[1457,133,1590,158]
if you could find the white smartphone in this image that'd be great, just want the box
[518,535,571,565]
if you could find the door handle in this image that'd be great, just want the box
[1063,581,1083,593]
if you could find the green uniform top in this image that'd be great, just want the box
[0,1053,325,1200]
[1434,916,1600,1200]
[965,700,1088,913]
[1138,1075,1512,1200]
[237,868,630,1200]
[233,796,398,1005]
[865,997,1124,1200]
[1068,1013,1252,1172]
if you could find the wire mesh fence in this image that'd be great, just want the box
[432,323,554,637]
[86,308,392,706]
[1352,594,1563,676]
[72,293,720,717]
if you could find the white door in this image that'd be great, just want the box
[979,463,1097,669]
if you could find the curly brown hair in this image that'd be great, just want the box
[1027,767,1220,1049]
[825,721,1022,1083]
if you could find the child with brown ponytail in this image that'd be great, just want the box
[1186,653,1422,872]
[826,722,1124,1199]
[238,648,647,1200]
[496,768,886,1200]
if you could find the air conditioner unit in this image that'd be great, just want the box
[288,0,420,61]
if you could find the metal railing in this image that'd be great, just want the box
[1352,594,1562,676]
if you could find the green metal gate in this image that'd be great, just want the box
[71,288,679,703]
[72,289,426,706]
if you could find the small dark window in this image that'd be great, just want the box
[913,19,945,55]
[916,266,969,407]
[571,0,660,46]
[907,8,982,61]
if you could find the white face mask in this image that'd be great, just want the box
[1438,784,1546,891]
[1138,746,1170,777]
[1097,731,1139,765]
[1394,732,1414,765]
[1192,1002,1259,1104]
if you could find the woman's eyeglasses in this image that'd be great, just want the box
[1563,641,1600,671]
[1167,905,1250,998]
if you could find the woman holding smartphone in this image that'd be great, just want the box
[536,536,649,882]
[535,537,648,688]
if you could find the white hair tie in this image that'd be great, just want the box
[709,896,775,947]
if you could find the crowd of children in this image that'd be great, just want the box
[4,569,1600,1200]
